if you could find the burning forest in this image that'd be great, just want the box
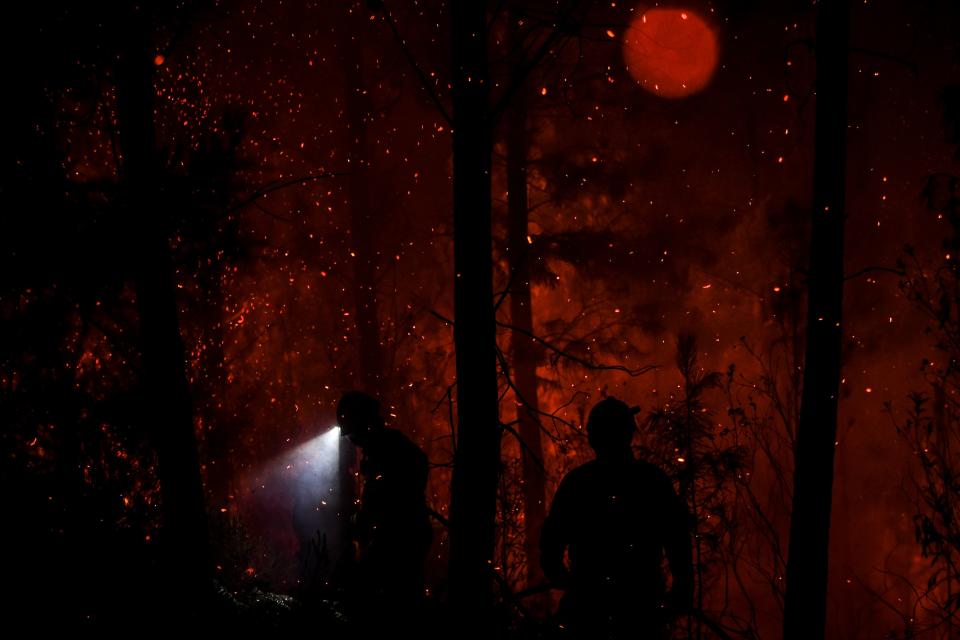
[4,1,960,638]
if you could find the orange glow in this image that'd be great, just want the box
[622,8,718,98]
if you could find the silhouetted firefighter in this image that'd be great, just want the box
[336,391,432,627]
[541,397,694,639]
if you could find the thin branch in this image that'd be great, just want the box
[222,171,345,218]
[378,1,453,125]
[495,343,577,441]
[253,199,295,224]
[850,47,919,77]
[490,1,582,120]
[427,507,450,528]
[428,308,454,326]
[500,421,547,472]
[498,320,657,376]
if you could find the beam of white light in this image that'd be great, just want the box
[291,426,341,469]
[287,426,341,508]
[238,426,344,586]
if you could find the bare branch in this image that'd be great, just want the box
[378,2,453,125]
[498,320,658,376]
[222,171,345,218]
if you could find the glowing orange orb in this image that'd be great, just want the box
[622,8,718,98]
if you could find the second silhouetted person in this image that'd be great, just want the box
[540,396,694,639]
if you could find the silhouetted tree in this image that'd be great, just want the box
[113,6,211,602]
[644,333,747,640]
[783,1,850,639]
[447,0,502,617]
[718,209,809,634]
[887,85,960,637]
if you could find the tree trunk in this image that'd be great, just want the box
[114,15,211,598]
[782,2,849,639]
[506,14,547,589]
[448,0,500,617]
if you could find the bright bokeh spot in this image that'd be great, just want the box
[622,8,718,98]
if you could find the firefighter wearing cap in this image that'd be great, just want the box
[540,396,694,639]
[336,391,432,622]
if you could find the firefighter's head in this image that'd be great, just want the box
[586,396,639,460]
[337,391,383,448]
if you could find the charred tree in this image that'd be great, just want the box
[448,0,501,617]
[506,12,547,589]
[782,2,850,639]
[114,13,211,600]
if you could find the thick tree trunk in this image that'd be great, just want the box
[505,17,547,589]
[115,18,210,598]
[448,0,500,617]
[782,2,849,639]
